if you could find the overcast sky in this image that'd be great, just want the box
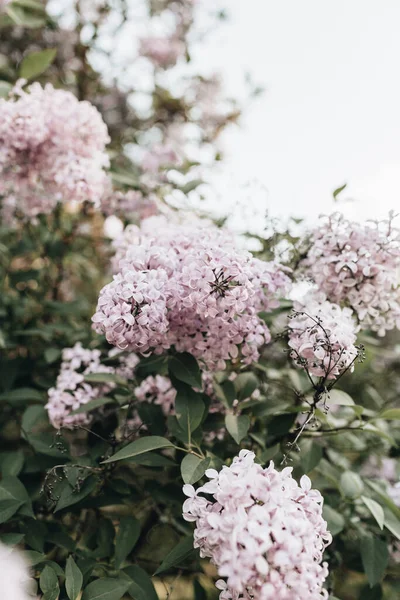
[197,0,400,223]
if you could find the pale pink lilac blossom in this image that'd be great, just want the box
[93,219,291,370]
[139,36,185,68]
[45,343,116,429]
[183,450,331,600]
[134,374,177,415]
[101,189,159,221]
[303,213,400,336]
[288,292,359,380]
[0,81,110,224]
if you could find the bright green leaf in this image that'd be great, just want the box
[19,49,57,80]
[0,81,12,99]
[377,408,400,420]
[333,183,347,200]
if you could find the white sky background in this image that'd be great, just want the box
[48,0,400,225]
[198,0,400,224]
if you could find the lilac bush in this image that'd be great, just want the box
[0,2,399,600]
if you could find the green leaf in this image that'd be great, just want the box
[127,452,175,467]
[376,408,400,420]
[169,353,202,388]
[360,586,383,600]
[124,565,158,600]
[0,477,34,517]
[0,387,44,405]
[0,499,23,524]
[11,0,46,12]
[0,450,24,477]
[360,535,388,587]
[135,355,168,377]
[0,533,25,546]
[55,477,97,512]
[383,508,400,541]
[102,436,174,464]
[65,556,83,600]
[175,389,205,437]
[180,179,203,194]
[40,565,60,600]
[22,405,47,432]
[193,579,207,600]
[114,517,141,569]
[326,390,354,406]
[181,454,210,485]
[71,396,116,415]
[225,414,250,444]
[0,81,12,99]
[154,537,196,575]
[340,471,364,498]
[84,373,127,386]
[219,380,236,408]
[300,442,323,473]
[44,348,61,364]
[19,49,57,80]
[25,433,67,458]
[82,578,130,600]
[7,5,45,28]
[361,496,385,529]
[234,372,259,401]
[333,183,347,200]
[322,505,345,536]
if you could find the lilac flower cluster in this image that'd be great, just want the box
[0,82,110,224]
[183,450,331,600]
[134,374,176,415]
[139,36,185,68]
[303,213,400,336]
[288,293,359,381]
[100,190,159,221]
[45,343,115,429]
[92,218,291,370]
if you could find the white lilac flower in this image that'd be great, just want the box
[183,450,331,600]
